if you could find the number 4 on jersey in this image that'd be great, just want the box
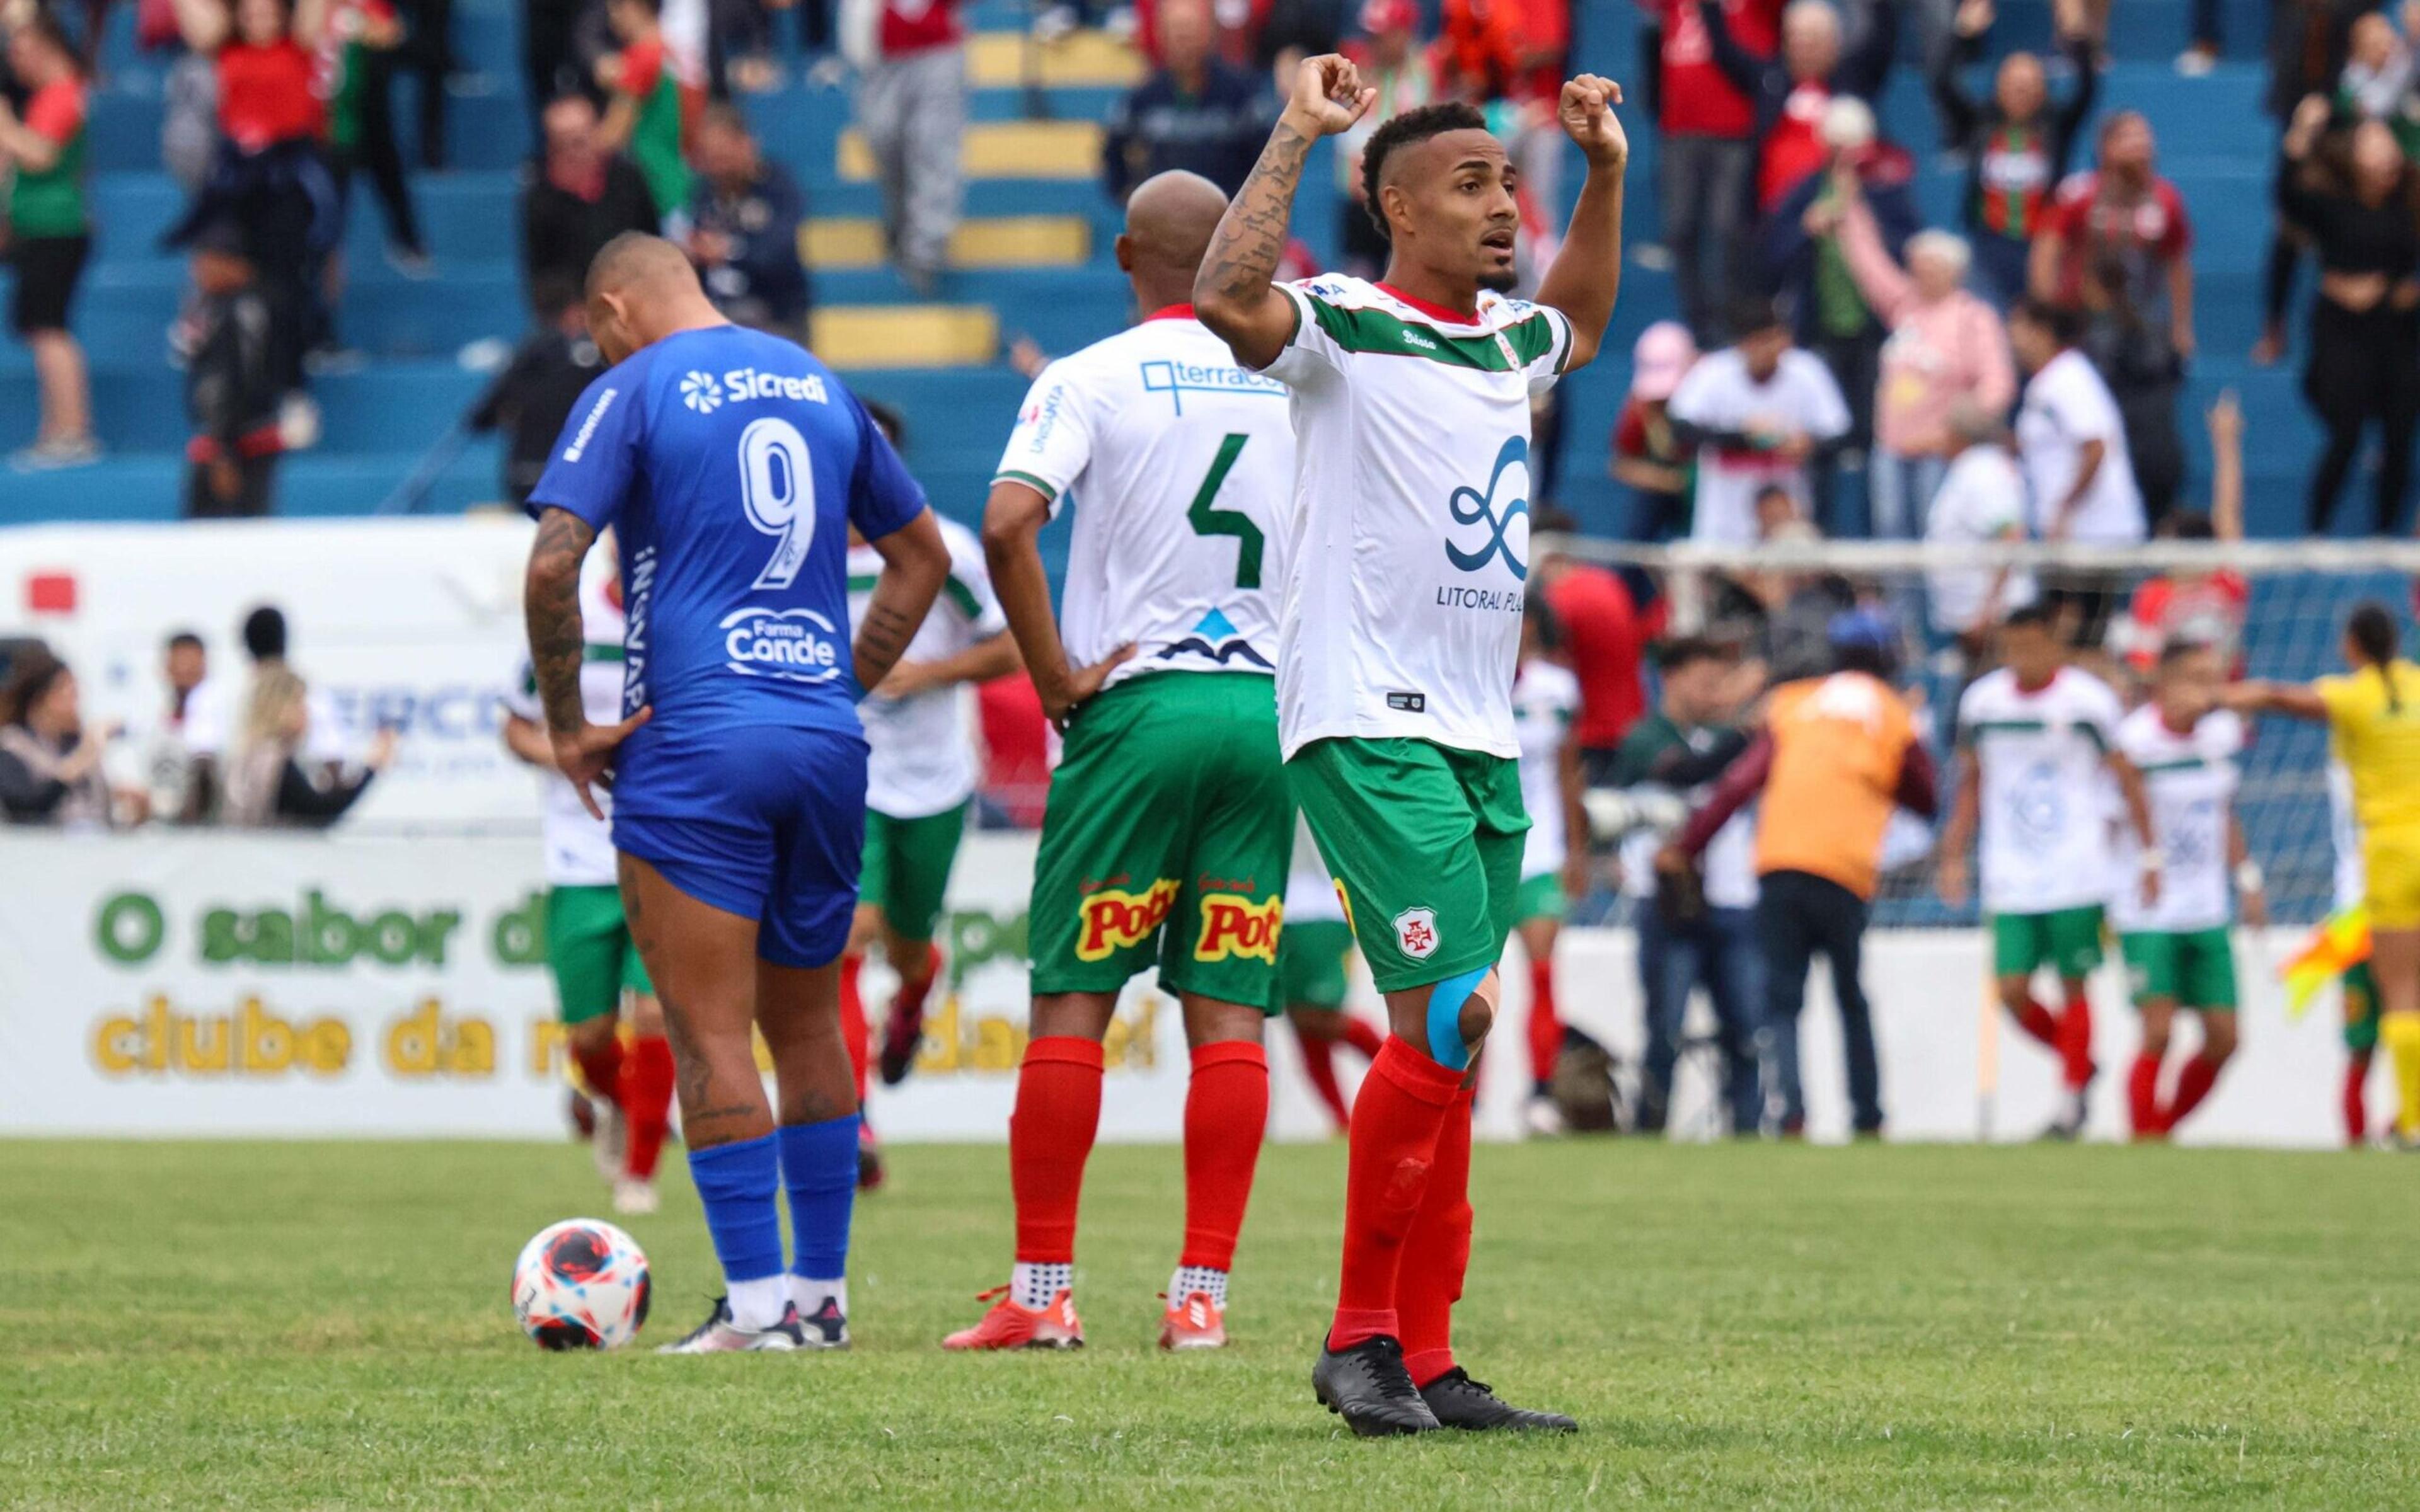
[1187,433,1264,590]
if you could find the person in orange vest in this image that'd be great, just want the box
[1659,609,1938,1137]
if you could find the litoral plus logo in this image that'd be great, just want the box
[1443,435,1530,582]
[681,371,723,414]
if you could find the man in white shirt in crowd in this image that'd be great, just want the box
[1924,401,2037,658]
[2008,298,2144,648]
[1669,296,1851,544]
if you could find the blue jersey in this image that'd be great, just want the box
[529,324,928,741]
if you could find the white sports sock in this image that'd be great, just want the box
[1011,1261,1072,1310]
[727,1275,790,1332]
[788,1275,847,1318]
[1170,1265,1228,1309]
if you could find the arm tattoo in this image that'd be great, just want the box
[1199,120,1314,309]
[853,601,918,691]
[524,508,598,736]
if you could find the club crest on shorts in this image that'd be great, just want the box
[1392,907,1441,960]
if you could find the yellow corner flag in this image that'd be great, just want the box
[2281,905,2371,1021]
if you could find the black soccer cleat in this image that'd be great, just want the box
[1311,1335,1441,1437]
[1418,1367,1579,1433]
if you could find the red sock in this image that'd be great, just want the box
[2346,1051,2373,1147]
[573,1035,626,1111]
[1010,1036,1105,1263]
[2012,995,2061,1050]
[1296,1028,1353,1131]
[2126,1051,2163,1138]
[621,1034,675,1179]
[1525,956,1561,1089]
[893,942,942,1018]
[839,954,870,1104]
[1340,1016,1385,1061]
[1180,1042,1269,1272]
[2164,1052,2222,1131]
[2058,988,2095,1091]
[1330,1036,1463,1350]
[1397,1082,1475,1387]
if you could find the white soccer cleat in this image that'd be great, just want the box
[1523,1094,1566,1139]
[592,1103,627,1185]
[655,1297,805,1353]
[613,1177,659,1215]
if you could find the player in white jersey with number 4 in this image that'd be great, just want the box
[2111,642,2259,1142]
[500,534,676,1217]
[841,504,1017,1189]
[946,173,1299,1356]
[1939,603,2156,1140]
[1197,54,1630,1434]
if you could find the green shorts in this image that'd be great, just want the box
[546,884,652,1025]
[2344,961,2380,1051]
[1288,736,1528,995]
[1280,919,1357,1011]
[1992,905,2106,982]
[2121,927,2238,1011]
[1512,871,1567,925]
[860,801,967,944]
[1028,672,1289,1012]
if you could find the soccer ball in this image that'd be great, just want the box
[511,1218,652,1349]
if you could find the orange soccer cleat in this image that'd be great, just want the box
[1157,1291,1227,1351]
[940,1285,1085,1350]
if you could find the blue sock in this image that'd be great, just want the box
[687,1133,785,1292]
[776,1115,860,1286]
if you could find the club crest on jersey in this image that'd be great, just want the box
[1075,878,1180,961]
[719,606,841,682]
[1194,893,1281,965]
[681,370,723,414]
[1393,907,1440,960]
[1444,435,1531,582]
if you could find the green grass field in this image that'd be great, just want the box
[4,1138,2417,1509]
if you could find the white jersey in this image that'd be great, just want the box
[1957,665,2124,915]
[996,312,1296,691]
[847,515,1008,818]
[1923,444,2037,635]
[2111,706,2244,934]
[1263,275,1574,760]
[1512,658,1579,878]
[1285,818,1347,925]
[502,564,628,887]
[1667,346,1852,545]
[2016,348,2145,546]
[2331,762,2365,910]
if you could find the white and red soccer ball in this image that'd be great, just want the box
[511,1219,652,1349]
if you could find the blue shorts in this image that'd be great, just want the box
[609,722,868,969]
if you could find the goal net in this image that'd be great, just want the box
[1543,536,2420,929]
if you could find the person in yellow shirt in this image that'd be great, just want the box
[2227,600,2420,1144]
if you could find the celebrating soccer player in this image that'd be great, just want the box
[500,531,676,1216]
[2112,643,2261,1140]
[524,233,951,1352]
[2226,602,2420,1148]
[945,171,1299,1354]
[1939,604,2157,1141]
[1194,55,1629,1434]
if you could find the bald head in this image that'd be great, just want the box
[1117,171,1231,310]
[584,232,723,362]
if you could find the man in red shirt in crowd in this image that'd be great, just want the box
[1533,507,1668,782]
[1700,0,1898,218]
[1643,0,1780,340]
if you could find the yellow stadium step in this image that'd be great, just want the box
[800,215,1092,271]
[809,304,1000,369]
[967,30,1143,88]
[838,120,1102,182]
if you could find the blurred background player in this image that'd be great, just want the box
[2227,602,2420,1148]
[524,232,948,1353]
[1196,56,1629,1433]
[502,529,675,1214]
[950,171,1297,1355]
[2320,764,2388,1145]
[2112,643,2259,1141]
[841,409,1020,1189]
[1939,604,2156,1140]
[1509,594,1587,1136]
[1281,825,1383,1134]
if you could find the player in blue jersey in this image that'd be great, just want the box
[524,234,951,1353]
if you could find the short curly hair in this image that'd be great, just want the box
[1359,101,1491,239]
